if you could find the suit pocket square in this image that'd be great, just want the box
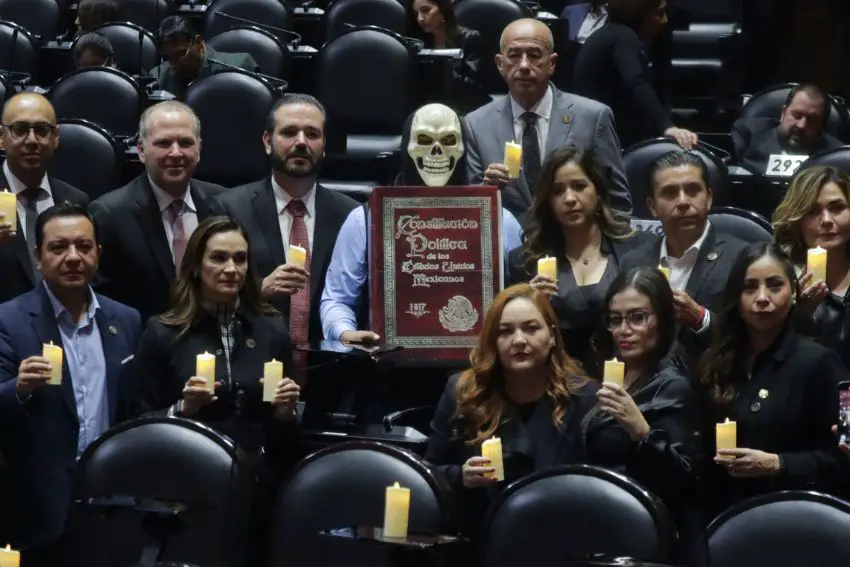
[121,355,134,365]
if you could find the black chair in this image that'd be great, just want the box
[120,0,174,34]
[0,0,60,41]
[50,119,124,199]
[453,0,532,95]
[707,491,850,567]
[708,206,772,243]
[267,441,455,567]
[622,137,730,219]
[739,82,850,142]
[316,27,413,180]
[185,70,276,187]
[47,67,145,139]
[68,417,253,567]
[206,25,290,79]
[0,20,40,85]
[202,0,295,46]
[325,0,407,42]
[481,465,676,567]
[0,74,7,105]
[81,22,158,76]
[797,145,850,173]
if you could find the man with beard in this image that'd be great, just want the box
[733,83,843,174]
[90,101,225,323]
[212,94,358,345]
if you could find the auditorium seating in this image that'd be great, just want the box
[50,118,125,199]
[85,22,159,76]
[119,0,175,35]
[205,25,291,79]
[0,0,62,41]
[707,206,772,243]
[202,0,295,46]
[324,0,407,42]
[799,146,850,173]
[0,20,40,85]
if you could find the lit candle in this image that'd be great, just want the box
[262,359,284,403]
[537,256,557,281]
[715,418,737,453]
[0,190,15,228]
[0,544,20,567]
[503,141,522,179]
[603,358,625,388]
[288,244,307,269]
[42,341,63,386]
[196,352,216,391]
[481,437,505,481]
[658,265,670,281]
[807,246,827,283]
[383,482,411,539]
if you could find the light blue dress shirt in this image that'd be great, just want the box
[45,284,110,459]
[320,206,524,341]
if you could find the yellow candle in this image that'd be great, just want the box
[383,482,411,539]
[262,359,283,402]
[0,544,20,567]
[481,437,505,481]
[603,358,625,387]
[658,265,670,281]
[0,190,15,228]
[716,418,737,452]
[288,244,307,269]
[807,246,827,283]
[196,352,216,390]
[503,141,522,179]
[43,341,63,386]
[537,256,557,281]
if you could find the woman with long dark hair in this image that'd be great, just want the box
[699,242,849,516]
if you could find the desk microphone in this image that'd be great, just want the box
[341,23,424,51]
[206,57,290,92]
[214,11,303,45]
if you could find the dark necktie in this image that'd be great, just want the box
[20,187,41,283]
[286,199,311,345]
[521,111,541,192]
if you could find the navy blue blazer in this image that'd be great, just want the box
[0,284,142,548]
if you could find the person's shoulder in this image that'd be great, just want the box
[794,335,844,367]
[0,290,35,320]
[216,177,267,207]
[193,178,227,196]
[92,174,145,210]
[317,184,360,210]
[465,96,503,124]
[95,293,140,321]
[556,88,612,116]
[50,177,89,205]
[822,132,845,150]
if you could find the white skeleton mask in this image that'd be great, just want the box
[407,103,464,186]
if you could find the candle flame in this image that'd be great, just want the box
[393,482,400,488]
[4,544,10,550]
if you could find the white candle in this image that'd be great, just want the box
[0,544,20,567]
[196,352,216,390]
[603,358,625,387]
[716,418,737,453]
[383,482,411,539]
[288,244,307,268]
[503,141,522,179]
[537,256,557,281]
[481,437,505,481]
[262,359,283,402]
[807,246,827,283]
[43,341,63,386]
[0,190,15,228]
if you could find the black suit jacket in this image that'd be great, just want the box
[0,176,89,304]
[731,117,844,174]
[89,174,226,323]
[211,178,358,342]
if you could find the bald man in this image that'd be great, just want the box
[0,93,89,303]
[465,18,632,219]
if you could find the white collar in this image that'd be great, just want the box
[3,160,50,196]
[510,84,554,125]
[148,176,196,213]
[661,220,712,261]
[272,177,316,218]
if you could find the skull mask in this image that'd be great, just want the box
[407,103,464,187]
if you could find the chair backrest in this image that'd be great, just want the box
[206,25,290,79]
[50,118,124,199]
[707,206,772,243]
[0,0,60,41]
[739,82,850,142]
[203,0,294,46]
[325,0,407,42]
[69,417,253,567]
[707,491,850,567]
[798,146,850,173]
[185,70,276,186]
[481,465,675,567]
[85,22,159,76]
[120,0,173,34]
[622,137,729,219]
[268,441,454,567]
[47,66,144,138]
[0,20,40,83]
[453,0,532,94]
[317,27,413,135]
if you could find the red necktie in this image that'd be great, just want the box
[286,199,310,345]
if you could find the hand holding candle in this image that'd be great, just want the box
[603,358,625,388]
[262,359,283,402]
[537,256,557,281]
[716,418,737,454]
[481,437,505,481]
[0,190,16,237]
[196,352,216,391]
[43,342,63,385]
[383,482,411,539]
[0,544,20,567]
[807,246,827,283]
[288,244,307,269]
[503,141,522,179]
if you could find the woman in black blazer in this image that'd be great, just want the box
[133,216,300,461]
[507,147,654,378]
[699,242,850,518]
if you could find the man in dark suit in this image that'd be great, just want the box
[147,15,261,99]
[213,94,358,345]
[0,203,142,548]
[0,93,90,304]
[90,101,225,323]
[465,18,632,219]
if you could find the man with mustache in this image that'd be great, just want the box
[212,94,359,345]
[733,83,843,174]
[89,101,225,323]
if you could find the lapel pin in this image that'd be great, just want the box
[246,338,256,349]
[562,114,571,125]
[750,401,761,413]
[108,325,118,335]
[707,251,718,261]
[759,389,769,399]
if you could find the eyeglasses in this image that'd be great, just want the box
[3,122,56,141]
[606,310,652,331]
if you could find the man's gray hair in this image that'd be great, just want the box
[138,101,201,141]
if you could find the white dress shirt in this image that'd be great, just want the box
[4,161,54,242]
[148,177,199,262]
[272,177,316,255]
[660,221,712,331]
[510,84,553,163]
[577,7,608,43]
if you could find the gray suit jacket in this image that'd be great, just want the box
[464,86,632,219]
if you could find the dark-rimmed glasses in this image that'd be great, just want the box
[606,310,652,331]
[3,122,56,141]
